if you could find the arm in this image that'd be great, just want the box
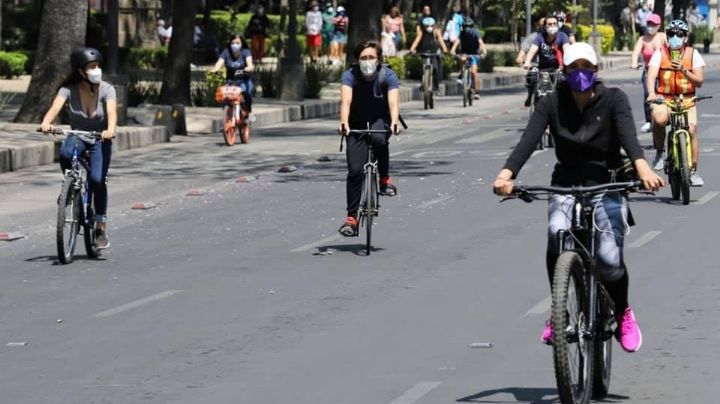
[410,26,422,52]
[450,39,459,54]
[388,88,400,134]
[244,55,254,72]
[400,20,406,43]
[568,34,576,44]
[211,57,225,72]
[523,44,539,68]
[103,98,117,140]
[646,64,660,99]
[630,37,643,68]
[39,94,67,132]
[339,84,352,132]
[516,50,526,65]
[479,37,488,58]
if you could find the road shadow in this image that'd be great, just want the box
[629,195,683,204]
[457,387,558,403]
[314,244,386,256]
[25,255,106,266]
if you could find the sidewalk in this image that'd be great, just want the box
[2,47,719,173]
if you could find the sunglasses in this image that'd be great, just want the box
[667,31,686,38]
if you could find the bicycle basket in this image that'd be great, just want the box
[215,85,243,103]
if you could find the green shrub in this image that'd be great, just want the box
[0,52,29,78]
[479,53,495,73]
[127,47,168,70]
[304,61,337,98]
[575,24,615,55]
[127,74,161,107]
[13,50,35,74]
[690,25,715,48]
[192,69,226,107]
[385,56,406,79]
[257,65,278,97]
[482,26,511,43]
[403,54,422,80]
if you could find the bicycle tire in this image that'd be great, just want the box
[240,122,250,144]
[56,178,80,265]
[592,287,613,398]
[678,133,690,205]
[223,106,236,146]
[669,171,680,200]
[366,170,377,256]
[83,203,100,259]
[462,68,468,107]
[423,68,431,110]
[552,251,593,404]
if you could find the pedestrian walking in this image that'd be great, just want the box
[383,6,405,50]
[306,1,323,60]
[246,5,271,62]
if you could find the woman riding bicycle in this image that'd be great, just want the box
[210,35,255,121]
[337,40,402,237]
[494,43,664,352]
[40,47,117,249]
[630,13,665,134]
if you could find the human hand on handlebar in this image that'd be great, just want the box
[493,169,514,196]
[337,122,349,136]
[391,123,401,135]
[39,123,54,134]
[101,129,115,141]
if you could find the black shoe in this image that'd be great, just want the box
[524,95,532,107]
[95,229,110,249]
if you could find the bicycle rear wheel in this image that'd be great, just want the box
[223,106,236,146]
[552,251,593,404]
[677,133,691,205]
[57,178,80,264]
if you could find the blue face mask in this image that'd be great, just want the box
[668,36,684,50]
[566,69,597,92]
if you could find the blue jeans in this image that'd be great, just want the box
[59,136,112,222]
[228,79,254,111]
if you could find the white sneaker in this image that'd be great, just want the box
[247,112,256,123]
[641,122,652,133]
[652,151,666,171]
[690,170,704,187]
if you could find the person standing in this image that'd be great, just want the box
[246,5,271,62]
[157,19,172,45]
[383,6,406,50]
[330,6,349,63]
[305,1,323,60]
[321,3,336,56]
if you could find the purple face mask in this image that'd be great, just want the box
[566,69,596,92]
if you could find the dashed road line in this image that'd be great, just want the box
[290,234,341,252]
[627,230,662,248]
[416,195,453,209]
[388,382,442,404]
[93,290,183,318]
[693,191,719,206]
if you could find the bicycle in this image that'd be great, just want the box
[41,129,104,264]
[506,181,643,404]
[455,54,477,107]
[339,124,392,256]
[648,95,712,205]
[527,67,562,150]
[213,71,251,146]
[417,52,438,110]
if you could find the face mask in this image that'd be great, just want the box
[647,26,658,34]
[231,43,242,52]
[425,26,434,33]
[86,67,102,84]
[359,60,378,78]
[558,22,564,28]
[546,26,558,35]
[313,6,319,11]
[567,69,596,92]
[668,35,684,50]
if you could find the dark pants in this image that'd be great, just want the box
[59,136,112,222]
[641,68,651,123]
[346,119,390,216]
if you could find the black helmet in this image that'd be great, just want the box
[71,47,103,70]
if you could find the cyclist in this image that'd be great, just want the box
[337,40,402,237]
[409,16,448,93]
[631,13,665,134]
[494,43,664,352]
[450,17,488,99]
[517,17,545,107]
[554,11,576,44]
[646,19,706,185]
[523,15,570,106]
[39,47,117,249]
[210,35,255,122]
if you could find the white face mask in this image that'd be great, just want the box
[425,26,434,33]
[230,43,242,53]
[359,60,377,78]
[86,67,102,84]
[647,26,658,34]
[558,22,564,28]
[546,26,559,35]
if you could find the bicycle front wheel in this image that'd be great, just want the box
[423,68,431,110]
[552,251,594,404]
[677,132,691,205]
[364,170,378,256]
[84,203,100,259]
[57,178,80,264]
[223,106,236,146]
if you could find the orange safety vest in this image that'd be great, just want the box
[657,46,695,96]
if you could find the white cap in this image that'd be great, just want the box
[337,6,345,12]
[563,42,598,67]
[157,19,165,26]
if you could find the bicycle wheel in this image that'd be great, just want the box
[56,178,80,264]
[462,69,468,107]
[552,251,593,404]
[83,202,100,259]
[240,122,250,144]
[223,106,236,146]
[364,169,378,256]
[423,68,431,110]
[592,286,613,398]
[677,132,691,205]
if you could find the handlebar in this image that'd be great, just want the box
[646,95,713,106]
[37,128,103,138]
[506,181,643,202]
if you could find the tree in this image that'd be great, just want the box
[158,0,201,105]
[346,0,383,64]
[14,0,88,123]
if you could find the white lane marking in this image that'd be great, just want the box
[523,296,551,317]
[93,290,183,318]
[390,150,409,157]
[701,114,720,118]
[416,195,453,209]
[411,150,463,159]
[693,191,719,206]
[290,234,341,252]
[388,382,442,404]
[627,230,662,248]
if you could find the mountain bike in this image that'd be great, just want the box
[455,54,477,107]
[418,52,437,110]
[506,181,643,404]
[340,125,392,255]
[43,129,103,264]
[649,95,712,205]
[528,67,562,150]
[213,71,251,146]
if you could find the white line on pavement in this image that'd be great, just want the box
[290,234,341,252]
[693,191,719,206]
[93,290,183,318]
[523,296,551,317]
[388,382,442,404]
[415,195,453,210]
[627,230,662,248]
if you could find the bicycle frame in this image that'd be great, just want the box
[664,97,694,173]
[66,136,94,230]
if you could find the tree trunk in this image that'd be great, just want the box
[510,0,518,48]
[0,0,3,51]
[158,0,199,105]
[347,0,383,64]
[14,0,88,123]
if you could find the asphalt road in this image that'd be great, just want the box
[2,66,720,404]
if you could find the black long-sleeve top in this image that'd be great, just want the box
[503,81,646,186]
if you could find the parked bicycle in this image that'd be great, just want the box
[339,124,392,255]
[507,181,643,404]
[41,129,103,264]
[213,71,251,146]
[527,67,563,149]
[648,95,712,204]
[417,52,438,110]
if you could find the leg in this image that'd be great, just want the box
[369,119,391,177]
[651,103,669,169]
[88,140,112,223]
[471,61,479,94]
[345,132,368,216]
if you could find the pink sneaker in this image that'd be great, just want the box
[541,319,553,344]
[617,307,643,352]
